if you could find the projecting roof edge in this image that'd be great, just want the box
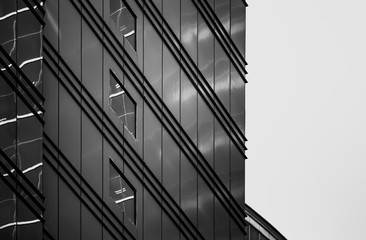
[245,204,287,240]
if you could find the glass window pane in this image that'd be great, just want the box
[109,72,136,136]
[109,160,136,224]
[110,0,136,49]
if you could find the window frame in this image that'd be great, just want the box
[109,0,137,50]
[109,70,137,138]
[109,158,137,225]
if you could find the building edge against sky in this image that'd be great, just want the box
[0,0,285,239]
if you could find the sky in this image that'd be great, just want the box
[246,0,366,239]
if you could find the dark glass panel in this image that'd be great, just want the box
[162,45,180,120]
[162,129,179,203]
[109,161,136,224]
[143,190,161,240]
[198,15,214,88]
[231,219,246,240]
[143,19,162,96]
[162,212,179,240]
[110,0,136,49]
[197,175,213,240]
[82,113,103,196]
[214,198,229,240]
[230,141,245,209]
[0,179,16,240]
[17,110,42,192]
[81,205,102,240]
[143,107,161,181]
[43,161,58,238]
[163,0,180,38]
[59,180,80,240]
[197,96,214,167]
[109,73,136,136]
[214,121,229,187]
[181,0,197,62]
[0,1,16,16]
[0,81,16,160]
[0,0,16,60]
[231,68,245,134]
[215,42,230,110]
[59,86,81,171]
[215,0,230,32]
[231,0,245,58]
[43,65,58,144]
[16,199,42,240]
[180,154,197,226]
[82,20,103,106]
[44,0,59,48]
[244,225,249,240]
[59,0,81,78]
[250,226,260,240]
[180,72,197,143]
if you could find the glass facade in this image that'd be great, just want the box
[0,0,44,239]
[0,0,285,239]
[109,71,136,136]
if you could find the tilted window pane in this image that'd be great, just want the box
[110,0,136,49]
[109,72,136,136]
[109,160,136,224]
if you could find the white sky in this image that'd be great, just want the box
[246,0,366,239]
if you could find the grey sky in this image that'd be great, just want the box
[246,0,366,239]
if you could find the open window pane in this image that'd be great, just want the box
[109,160,136,224]
[110,0,136,49]
[109,72,136,136]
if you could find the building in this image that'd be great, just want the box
[245,204,287,240]
[0,0,274,239]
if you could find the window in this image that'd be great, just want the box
[109,160,136,224]
[109,72,136,136]
[110,0,136,50]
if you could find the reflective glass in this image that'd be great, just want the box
[59,180,80,240]
[162,45,180,120]
[110,0,136,49]
[214,198,229,240]
[144,190,161,240]
[215,0,230,32]
[109,161,136,224]
[82,21,103,106]
[82,113,103,196]
[143,107,161,181]
[0,0,16,61]
[198,175,213,239]
[0,81,16,159]
[181,0,197,62]
[0,179,16,240]
[250,226,260,240]
[109,72,136,136]
[180,155,197,226]
[231,0,245,58]
[143,20,162,96]
[17,200,42,240]
[231,68,245,134]
[162,129,179,203]
[163,0,180,38]
[162,212,179,240]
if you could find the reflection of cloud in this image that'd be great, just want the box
[231,22,245,35]
[0,2,43,21]
[198,25,211,41]
[0,219,41,230]
[182,25,197,44]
